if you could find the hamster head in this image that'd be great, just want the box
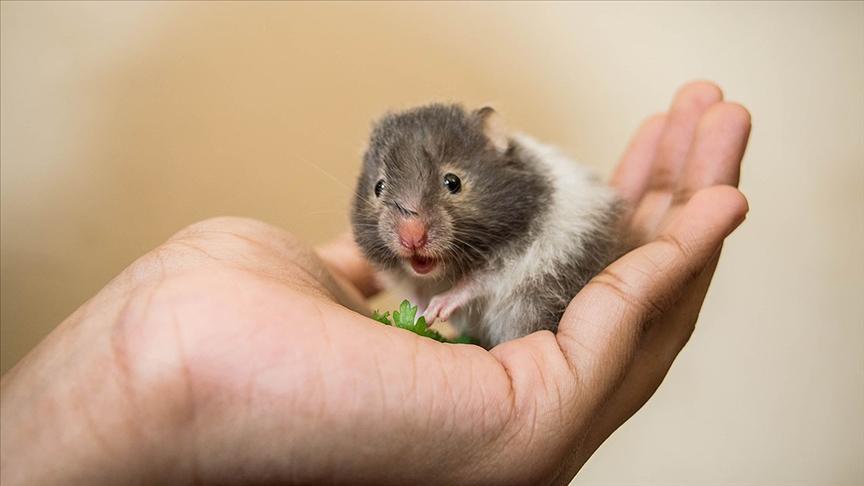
[351,103,549,281]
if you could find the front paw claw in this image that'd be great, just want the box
[423,295,459,325]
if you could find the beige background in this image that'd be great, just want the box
[2,1,862,484]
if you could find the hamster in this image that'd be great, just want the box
[351,104,622,348]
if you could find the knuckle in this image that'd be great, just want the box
[654,233,705,284]
[590,267,666,320]
[671,186,697,207]
[649,167,676,191]
[655,232,692,260]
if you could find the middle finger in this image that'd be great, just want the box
[630,81,724,238]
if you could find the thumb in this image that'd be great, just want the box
[556,185,748,397]
[316,232,381,298]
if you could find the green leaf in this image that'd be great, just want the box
[414,316,427,333]
[450,334,479,345]
[394,300,417,328]
[371,310,392,325]
[370,299,477,345]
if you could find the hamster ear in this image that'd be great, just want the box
[474,106,509,154]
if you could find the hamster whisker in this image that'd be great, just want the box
[450,231,509,250]
[451,228,509,242]
[447,235,487,259]
[295,156,377,209]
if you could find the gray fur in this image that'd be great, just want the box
[351,103,622,348]
[351,104,551,282]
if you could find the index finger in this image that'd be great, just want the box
[555,185,748,398]
[610,113,666,208]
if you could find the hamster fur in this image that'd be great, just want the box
[351,104,622,348]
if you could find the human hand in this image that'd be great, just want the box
[0,81,750,485]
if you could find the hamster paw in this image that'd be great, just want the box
[424,287,474,325]
[423,295,454,325]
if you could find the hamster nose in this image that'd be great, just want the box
[397,218,428,251]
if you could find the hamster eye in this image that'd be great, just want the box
[443,173,461,194]
[374,179,385,198]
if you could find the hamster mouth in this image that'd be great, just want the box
[408,254,437,275]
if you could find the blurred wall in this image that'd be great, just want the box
[2,2,862,484]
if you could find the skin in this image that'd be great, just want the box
[0,81,750,485]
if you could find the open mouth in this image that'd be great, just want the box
[409,254,438,275]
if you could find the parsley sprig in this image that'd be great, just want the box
[372,300,476,344]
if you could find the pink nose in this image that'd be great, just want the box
[398,218,428,250]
